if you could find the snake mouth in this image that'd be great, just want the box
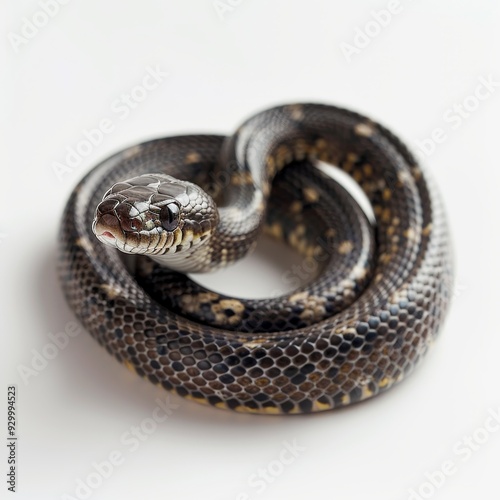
[92,216,127,249]
[93,217,156,255]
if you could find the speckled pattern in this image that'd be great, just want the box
[136,162,375,332]
[58,103,453,414]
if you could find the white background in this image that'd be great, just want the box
[2,1,500,499]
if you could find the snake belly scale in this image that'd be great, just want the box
[58,103,453,414]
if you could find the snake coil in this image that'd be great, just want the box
[59,103,453,414]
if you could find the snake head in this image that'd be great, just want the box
[92,174,219,258]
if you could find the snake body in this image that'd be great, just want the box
[59,103,452,414]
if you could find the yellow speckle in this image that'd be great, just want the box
[234,404,283,415]
[184,152,201,164]
[336,326,356,336]
[185,394,209,405]
[381,208,392,223]
[303,245,318,258]
[296,224,306,235]
[266,156,276,172]
[75,237,92,251]
[338,241,354,255]
[180,292,220,313]
[378,377,390,388]
[318,150,331,162]
[411,166,422,180]
[379,253,391,264]
[243,338,267,349]
[260,406,282,415]
[363,163,373,176]
[288,405,302,414]
[362,181,377,194]
[198,292,219,302]
[398,170,413,185]
[233,405,258,414]
[300,309,313,321]
[100,283,122,299]
[293,139,309,159]
[122,145,142,159]
[219,299,245,314]
[343,152,359,171]
[352,265,368,280]
[422,223,433,236]
[288,104,304,121]
[313,400,331,412]
[382,188,392,201]
[315,138,328,150]
[353,170,363,182]
[231,171,254,186]
[354,123,375,137]
[288,231,300,251]
[290,201,303,214]
[404,227,418,242]
[275,144,292,168]
[289,291,309,302]
[264,222,284,240]
[361,386,374,400]
[123,360,135,373]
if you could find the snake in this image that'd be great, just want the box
[58,103,453,414]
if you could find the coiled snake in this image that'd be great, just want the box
[59,103,453,414]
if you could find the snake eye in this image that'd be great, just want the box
[160,203,180,231]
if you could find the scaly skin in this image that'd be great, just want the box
[58,103,453,414]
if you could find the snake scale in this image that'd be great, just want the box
[59,103,453,414]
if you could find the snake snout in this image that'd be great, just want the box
[92,212,125,244]
[92,196,129,245]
